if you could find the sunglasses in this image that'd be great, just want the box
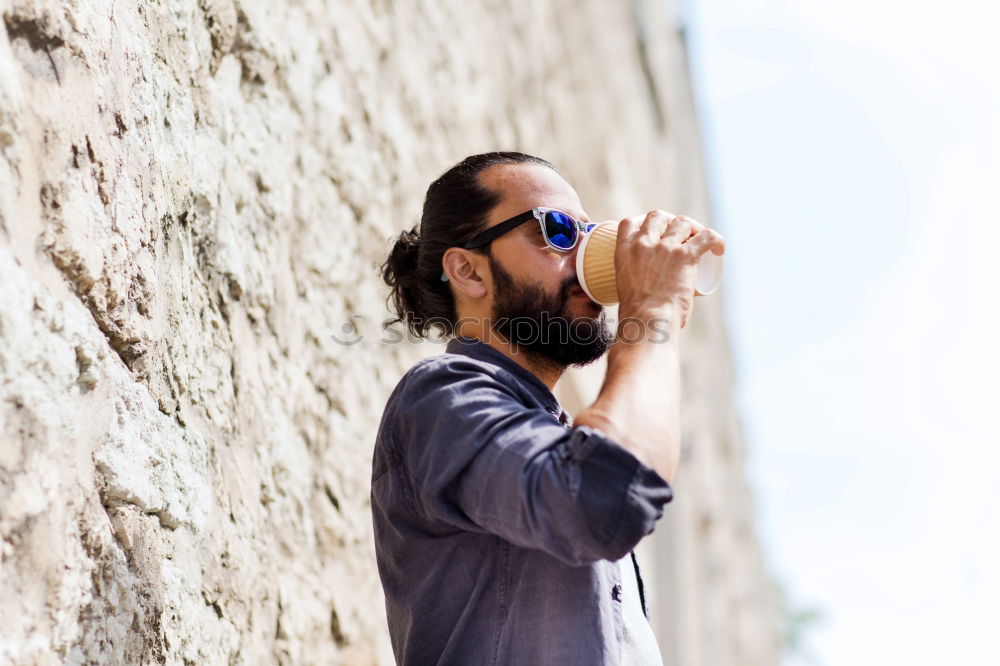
[462,207,596,252]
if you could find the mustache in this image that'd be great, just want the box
[558,275,603,313]
[559,275,581,301]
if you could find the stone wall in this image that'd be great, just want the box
[0,0,778,663]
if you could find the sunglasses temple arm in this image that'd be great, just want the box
[461,211,535,249]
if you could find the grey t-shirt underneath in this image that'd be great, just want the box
[620,555,664,665]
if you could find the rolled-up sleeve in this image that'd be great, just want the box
[389,357,673,566]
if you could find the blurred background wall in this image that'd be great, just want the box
[0,0,778,663]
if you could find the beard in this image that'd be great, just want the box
[487,253,613,368]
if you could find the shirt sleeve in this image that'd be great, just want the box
[389,356,674,566]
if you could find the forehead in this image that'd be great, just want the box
[479,163,587,224]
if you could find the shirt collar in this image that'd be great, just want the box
[445,336,563,414]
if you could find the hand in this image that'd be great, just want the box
[613,210,725,328]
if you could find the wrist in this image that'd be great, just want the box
[616,298,680,322]
[613,308,680,344]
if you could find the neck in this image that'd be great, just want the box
[456,320,565,391]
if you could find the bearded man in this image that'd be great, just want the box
[372,152,725,665]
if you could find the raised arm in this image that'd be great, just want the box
[574,211,725,483]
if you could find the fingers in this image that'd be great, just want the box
[683,228,725,258]
[638,210,674,242]
[615,213,649,249]
[618,211,721,259]
[661,215,705,245]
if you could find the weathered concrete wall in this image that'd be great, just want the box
[0,0,777,663]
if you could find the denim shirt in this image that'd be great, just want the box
[371,337,673,665]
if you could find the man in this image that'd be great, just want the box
[373,152,725,664]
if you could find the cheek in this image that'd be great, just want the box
[534,256,572,293]
[495,238,575,288]
[551,252,577,282]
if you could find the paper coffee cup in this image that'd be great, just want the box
[576,221,723,306]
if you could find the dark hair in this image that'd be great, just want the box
[382,152,556,338]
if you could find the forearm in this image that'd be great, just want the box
[574,311,682,482]
[574,210,723,483]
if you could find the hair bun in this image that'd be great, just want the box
[384,227,420,286]
[382,227,424,331]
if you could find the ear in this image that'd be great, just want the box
[442,248,488,299]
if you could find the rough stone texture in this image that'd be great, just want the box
[0,0,778,664]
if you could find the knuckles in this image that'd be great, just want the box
[618,211,718,256]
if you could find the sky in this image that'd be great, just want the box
[678,0,1000,664]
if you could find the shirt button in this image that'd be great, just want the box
[611,584,623,602]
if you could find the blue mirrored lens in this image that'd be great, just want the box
[543,211,577,249]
